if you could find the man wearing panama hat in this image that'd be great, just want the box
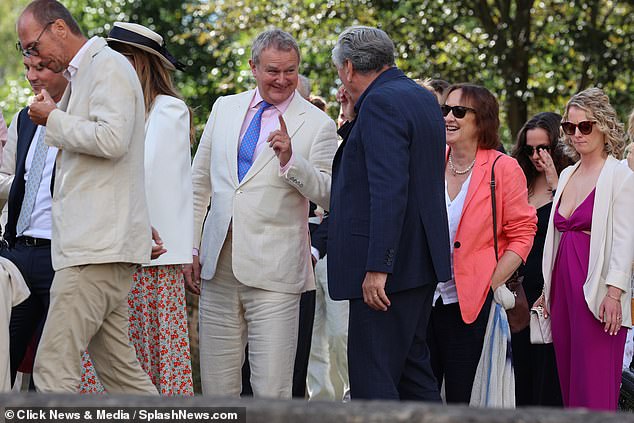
[17,0,157,394]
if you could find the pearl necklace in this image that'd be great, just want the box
[448,152,476,176]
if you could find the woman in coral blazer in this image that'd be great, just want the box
[428,84,536,404]
[537,88,634,411]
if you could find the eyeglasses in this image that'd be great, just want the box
[561,120,596,136]
[523,145,551,155]
[441,104,476,119]
[16,21,55,57]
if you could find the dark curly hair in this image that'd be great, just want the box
[511,112,574,195]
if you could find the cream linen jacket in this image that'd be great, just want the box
[542,156,634,327]
[192,90,337,294]
[45,38,151,270]
[0,256,30,392]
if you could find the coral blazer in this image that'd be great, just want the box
[451,148,537,323]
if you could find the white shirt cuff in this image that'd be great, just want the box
[311,246,320,261]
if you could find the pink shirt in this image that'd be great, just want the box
[239,89,295,172]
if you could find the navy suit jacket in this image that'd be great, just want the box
[327,67,451,300]
[5,107,39,247]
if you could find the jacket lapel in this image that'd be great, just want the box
[586,157,616,281]
[226,91,255,187]
[461,148,489,213]
[239,93,306,186]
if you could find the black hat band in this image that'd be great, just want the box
[108,25,186,71]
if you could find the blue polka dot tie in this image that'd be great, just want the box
[16,127,49,235]
[237,101,272,182]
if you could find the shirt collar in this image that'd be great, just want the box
[63,36,99,81]
[250,88,294,114]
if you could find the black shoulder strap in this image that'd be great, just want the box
[490,154,504,262]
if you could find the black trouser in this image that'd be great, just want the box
[1,241,54,386]
[427,295,491,404]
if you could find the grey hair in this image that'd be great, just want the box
[251,29,300,65]
[331,26,395,73]
[297,74,311,99]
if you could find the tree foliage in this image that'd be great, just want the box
[1,0,633,148]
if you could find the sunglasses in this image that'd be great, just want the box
[441,104,476,119]
[16,21,55,58]
[523,145,551,155]
[561,120,595,136]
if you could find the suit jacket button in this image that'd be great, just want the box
[454,241,461,248]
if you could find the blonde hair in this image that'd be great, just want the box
[562,87,626,160]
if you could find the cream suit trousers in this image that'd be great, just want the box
[199,231,300,398]
[33,263,158,394]
[307,256,350,401]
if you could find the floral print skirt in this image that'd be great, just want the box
[79,264,194,395]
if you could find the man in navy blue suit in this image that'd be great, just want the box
[327,26,451,400]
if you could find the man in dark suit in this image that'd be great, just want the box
[327,26,451,401]
[0,55,67,387]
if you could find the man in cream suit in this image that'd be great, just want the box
[17,0,156,394]
[187,29,337,398]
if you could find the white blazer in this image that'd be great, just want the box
[192,90,337,294]
[144,95,193,266]
[542,156,634,327]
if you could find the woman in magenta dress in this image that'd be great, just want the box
[536,88,634,411]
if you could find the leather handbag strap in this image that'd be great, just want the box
[490,155,504,262]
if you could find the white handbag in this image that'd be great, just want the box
[529,306,552,344]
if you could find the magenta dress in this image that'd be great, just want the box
[550,188,626,411]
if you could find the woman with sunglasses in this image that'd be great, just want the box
[427,83,537,404]
[510,112,574,406]
[535,88,633,410]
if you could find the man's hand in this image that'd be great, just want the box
[362,271,390,311]
[336,86,356,124]
[150,226,167,260]
[268,115,292,166]
[183,255,201,295]
[28,89,57,126]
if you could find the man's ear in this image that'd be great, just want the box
[51,18,68,40]
[344,60,354,83]
[249,59,257,76]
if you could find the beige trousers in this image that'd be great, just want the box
[33,263,158,394]
[199,233,300,398]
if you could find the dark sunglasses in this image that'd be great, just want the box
[523,145,551,155]
[561,120,595,136]
[441,104,476,119]
[16,21,55,58]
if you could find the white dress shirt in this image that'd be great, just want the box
[21,125,58,239]
[434,173,471,305]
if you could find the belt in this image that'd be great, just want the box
[16,236,51,247]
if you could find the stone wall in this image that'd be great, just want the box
[1,394,633,423]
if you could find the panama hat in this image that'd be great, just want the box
[106,22,185,71]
